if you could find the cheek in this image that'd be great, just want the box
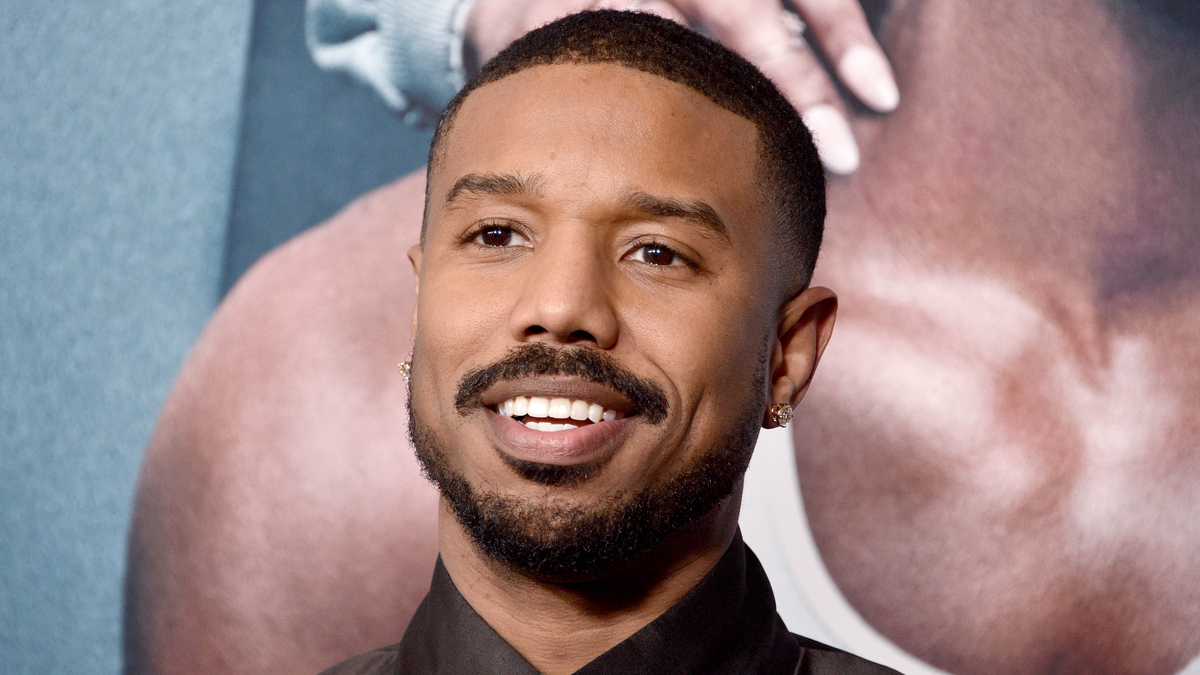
[418,263,508,339]
[414,269,509,403]
[622,288,771,411]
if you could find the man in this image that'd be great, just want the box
[313,9,890,674]
[125,2,1200,675]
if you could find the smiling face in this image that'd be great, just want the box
[408,62,815,578]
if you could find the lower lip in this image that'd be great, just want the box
[487,410,633,466]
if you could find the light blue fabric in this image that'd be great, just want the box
[0,1,252,673]
[307,0,475,124]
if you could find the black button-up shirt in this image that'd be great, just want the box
[320,532,900,674]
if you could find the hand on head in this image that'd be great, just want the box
[464,0,898,174]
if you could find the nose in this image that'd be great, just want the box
[508,231,619,349]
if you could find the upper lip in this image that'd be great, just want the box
[480,377,636,416]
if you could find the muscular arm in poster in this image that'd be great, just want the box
[124,175,438,675]
[795,2,1200,674]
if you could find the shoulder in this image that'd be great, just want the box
[795,635,905,675]
[318,644,400,675]
[125,171,437,675]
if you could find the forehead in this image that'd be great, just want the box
[430,62,764,233]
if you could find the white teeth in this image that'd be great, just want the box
[524,421,581,432]
[512,396,529,416]
[548,398,571,419]
[497,396,624,425]
[570,400,590,421]
[527,396,549,418]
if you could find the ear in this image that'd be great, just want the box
[764,286,837,428]
[407,244,423,338]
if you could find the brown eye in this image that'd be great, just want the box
[633,243,678,266]
[474,225,523,247]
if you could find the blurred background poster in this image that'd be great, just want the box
[2,0,1198,674]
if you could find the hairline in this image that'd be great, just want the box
[420,11,823,293]
[421,62,791,282]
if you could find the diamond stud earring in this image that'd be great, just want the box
[769,403,793,428]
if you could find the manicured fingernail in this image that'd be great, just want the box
[838,45,900,113]
[803,104,860,175]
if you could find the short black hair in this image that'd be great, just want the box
[426,9,825,289]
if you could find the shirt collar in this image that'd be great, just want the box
[396,530,799,675]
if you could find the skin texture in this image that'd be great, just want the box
[403,62,835,675]
[124,175,439,675]
[798,1,1200,674]
[125,1,1200,674]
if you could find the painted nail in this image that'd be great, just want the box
[838,45,900,113]
[802,104,860,175]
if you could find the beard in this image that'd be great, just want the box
[408,343,766,580]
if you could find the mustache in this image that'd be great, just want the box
[454,343,669,424]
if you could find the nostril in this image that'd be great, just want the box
[521,326,598,344]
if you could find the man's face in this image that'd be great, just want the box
[409,63,786,576]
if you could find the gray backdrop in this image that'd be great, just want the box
[0,2,251,672]
[1,0,429,672]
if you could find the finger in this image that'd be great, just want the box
[803,104,859,176]
[789,0,899,112]
[688,2,860,174]
[759,31,862,175]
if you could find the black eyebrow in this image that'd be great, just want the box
[444,172,545,207]
[620,191,730,243]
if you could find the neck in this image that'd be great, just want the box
[437,491,742,675]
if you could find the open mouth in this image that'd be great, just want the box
[494,396,628,432]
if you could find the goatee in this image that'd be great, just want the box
[407,343,765,580]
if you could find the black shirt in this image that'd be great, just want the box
[320,532,900,674]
